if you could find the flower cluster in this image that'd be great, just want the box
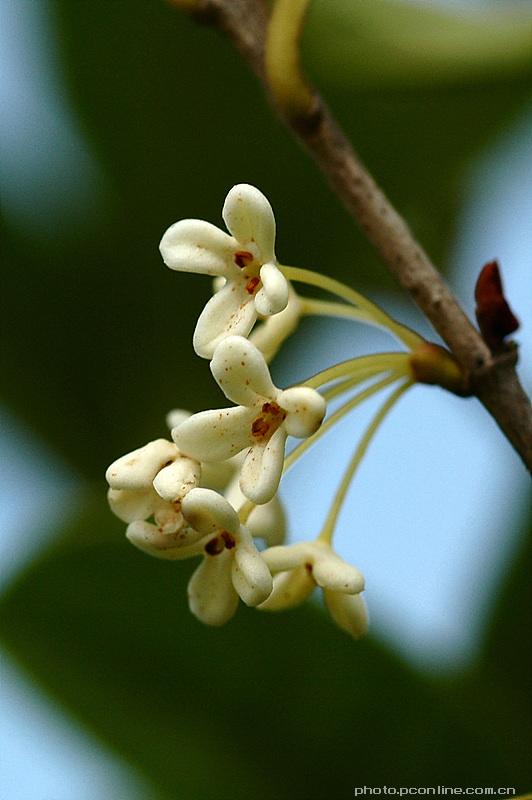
[107,184,424,637]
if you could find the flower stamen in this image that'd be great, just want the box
[221,530,236,549]
[234,250,254,268]
[251,401,286,440]
[245,276,261,295]
[204,530,237,555]
[205,536,225,556]
[251,417,270,438]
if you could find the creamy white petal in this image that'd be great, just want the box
[106,439,178,490]
[152,455,200,502]
[210,335,276,406]
[126,520,205,560]
[222,184,276,263]
[246,495,286,546]
[199,454,243,492]
[212,275,226,294]
[312,553,365,594]
[255,262,289,316]
[193,282,257,359]
[324,590,369,639]
[258,566,315,611]
[224,467,286,538]
[278,387,326,438]
[159,219,237,277]
[261,542,310,573]
[181,487,240,535]
[181,527,213,550]
[153,506,184,534]
[107,487,159,523]
[222,474,246,510]
[249,285,301,362]
[174,406,255,462]
[239,426,287,504]
[188,550,239,626]
[231,528,272,606]
[165,408,191,431]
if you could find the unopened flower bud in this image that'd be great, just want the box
[324,591,369,639]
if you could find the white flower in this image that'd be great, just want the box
[324,591,369,640]
[259,540,368,639]
[224,474,287,547]
[249,283,302,363]
[173,336,326,505]
[159,184,289,358]
[181,488,273,626]
[166,408,242,492]
[106,437,201,546]
[125,520,208,560]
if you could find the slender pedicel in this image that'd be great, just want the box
[322,368,396,401]
[318,379,412,544]
[300,298,380,328]
[281,265,422,350]
[303,352,410,390]
[283,372,400,474]
[238,371,403,521]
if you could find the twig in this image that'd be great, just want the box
[170,0,532,471]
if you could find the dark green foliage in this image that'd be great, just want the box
[1,495,530,799]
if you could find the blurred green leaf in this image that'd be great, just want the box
[1,492,530,799]
[307,0,532,89]
[447,515,532,783]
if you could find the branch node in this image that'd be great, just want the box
[409,342,469,397]
[469,342,519,390]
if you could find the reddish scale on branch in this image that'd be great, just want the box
[251,401,286,440]
[475,260,519,352]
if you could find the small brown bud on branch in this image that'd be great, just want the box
[475,260,519,353]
